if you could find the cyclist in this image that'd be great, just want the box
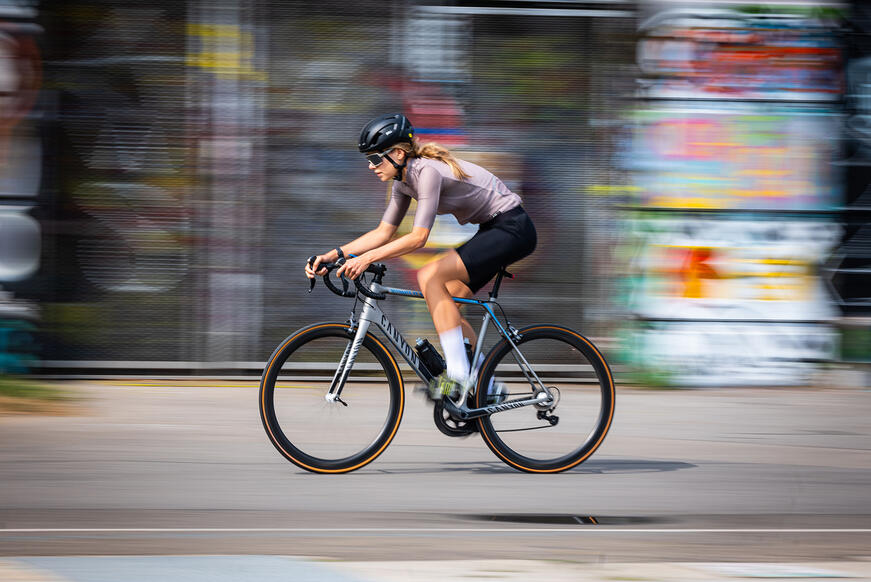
[305,113,537,400]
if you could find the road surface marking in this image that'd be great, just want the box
[2,527,871,534]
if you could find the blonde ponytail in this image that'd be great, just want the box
[395,139,471,180]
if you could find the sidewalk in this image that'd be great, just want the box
[2,556,871,582]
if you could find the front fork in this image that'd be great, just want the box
[326,311,371,405]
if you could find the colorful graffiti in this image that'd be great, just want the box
[631,105,842,210]
[623,320,837,387]
[625,6,844,386]
[637,8,842,101]
[628,218,841,321]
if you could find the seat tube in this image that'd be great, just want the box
[472,309,492,374]
[458,308,492,406]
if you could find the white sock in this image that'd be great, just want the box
[439,326,470,383]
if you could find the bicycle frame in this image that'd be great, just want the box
[326,277,553,420]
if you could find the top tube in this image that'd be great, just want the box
[379,286,486,305]
[365,261,512,300]
[377,283,509,339]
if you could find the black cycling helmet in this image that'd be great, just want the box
[358,113,414,153]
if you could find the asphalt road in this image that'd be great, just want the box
[1,381,870,562]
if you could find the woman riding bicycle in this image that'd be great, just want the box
[305,113,537,400]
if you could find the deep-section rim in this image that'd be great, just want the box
[259,322,404,474]
[475,325,615,473]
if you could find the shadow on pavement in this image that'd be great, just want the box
[341,459,696,476]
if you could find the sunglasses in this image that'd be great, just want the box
[365,149,394,166]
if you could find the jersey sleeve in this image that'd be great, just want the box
[412,165,442,231]
[380,184,412,226]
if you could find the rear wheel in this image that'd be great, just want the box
[475,325,615,473]
[259,322,404,473]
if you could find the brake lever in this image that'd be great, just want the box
[307,256,317,293]
[337,265,350,294]
[335,257,353,295]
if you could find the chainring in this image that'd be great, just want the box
[433,398,478,437]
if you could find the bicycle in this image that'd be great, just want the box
[259,258,615,474]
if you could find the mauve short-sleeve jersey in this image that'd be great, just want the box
[380,157,522,230]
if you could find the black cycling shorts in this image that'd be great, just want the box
[456,206,537,294]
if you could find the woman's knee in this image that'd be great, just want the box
[446,279,473,298]
[416,261,439,291]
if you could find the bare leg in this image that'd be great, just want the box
[417,250,473,335]
[417,251,480,381]
[446,279,476,348]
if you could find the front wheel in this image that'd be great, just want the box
[259,322,404,473]
[475,325,615,473]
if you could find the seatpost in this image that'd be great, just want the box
[489,268,509,299]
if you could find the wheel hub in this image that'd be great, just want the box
[534,386,559,411]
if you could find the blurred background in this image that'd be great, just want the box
[0,0,866,387]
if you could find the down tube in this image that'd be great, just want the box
[363,301,432,383]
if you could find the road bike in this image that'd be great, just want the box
[259,259,615,474]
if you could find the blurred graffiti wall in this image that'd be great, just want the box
[622,2,846,385]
